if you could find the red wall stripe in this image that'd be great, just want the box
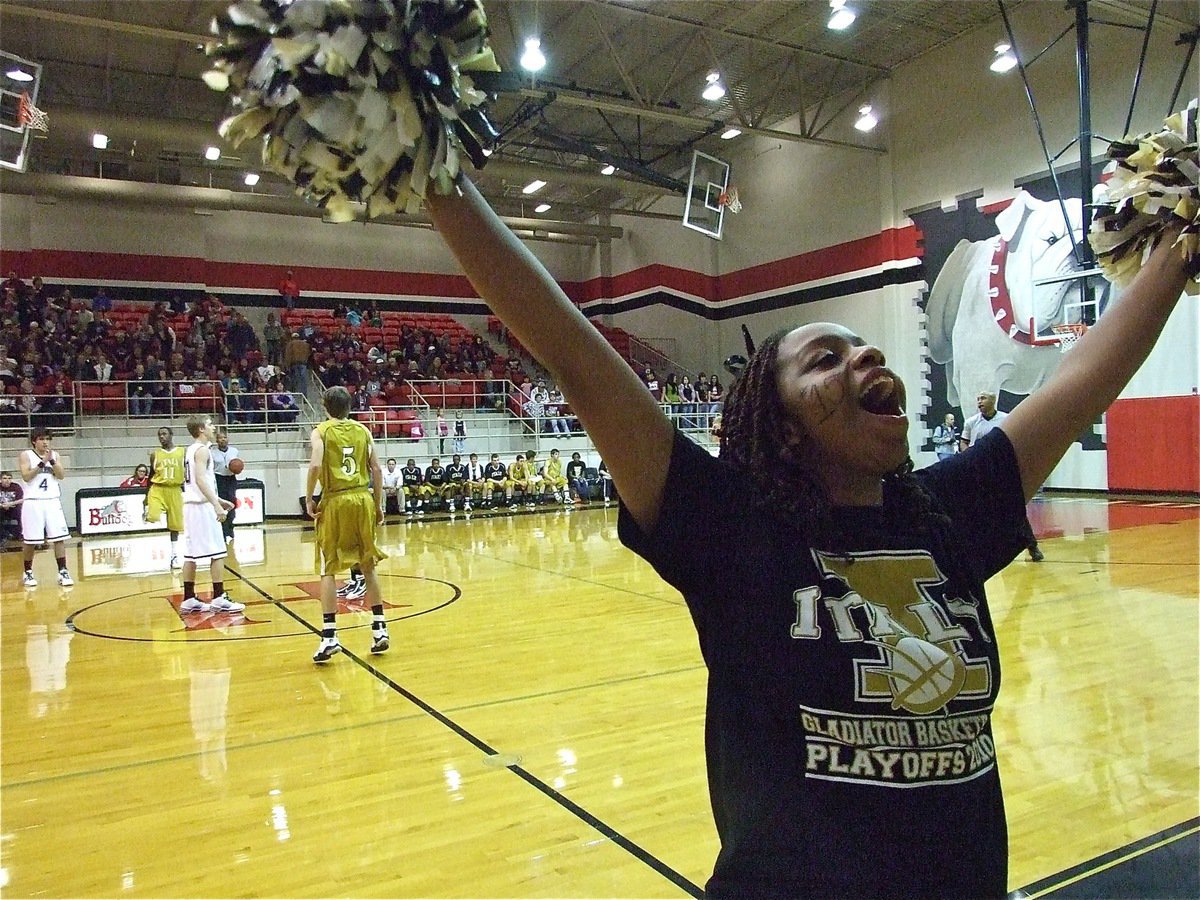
[1,224,921,305]
[1107,395,1200,492]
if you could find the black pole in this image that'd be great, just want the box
[1123,0,1158,135]
[1075,0,1095,265]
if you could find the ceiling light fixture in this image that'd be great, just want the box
[721,128,742,140]
[244,172,260,186]
[990,42,1018,73]
[702,72,725,102]
[854,104,878,132]
[534,203,551,213]
[828,0,856,31]
[5,68,33,83]
[522,179,546,194]
[205,146,221,161]
[91,133,109,150]
[520,38,546,72]
[600,164,616,176]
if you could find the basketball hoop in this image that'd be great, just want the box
[17,92,48,133]
[718,185,742,214]
[1051,322,1087,352]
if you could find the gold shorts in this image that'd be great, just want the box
[145,484,183,532]
[314,490,386,577]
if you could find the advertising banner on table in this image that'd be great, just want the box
[77,480,265,535]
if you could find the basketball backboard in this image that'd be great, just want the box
[1,51,44,173]
[683,150,730,240]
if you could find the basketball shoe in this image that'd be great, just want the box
[179,596,211,614]
[370,626,390,654]
[210,593,246,613]
[313,638,342,663]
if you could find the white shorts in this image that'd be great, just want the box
[22,499,69,545]
[182,502,227,563]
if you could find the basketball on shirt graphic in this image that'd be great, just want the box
[882,635,966,715]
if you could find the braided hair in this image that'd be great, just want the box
[719,328,954,555]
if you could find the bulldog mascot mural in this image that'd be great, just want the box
[926,189,1110,411]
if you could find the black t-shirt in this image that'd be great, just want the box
[401,466,423,487]
[446,463,468,484]
[565,460,586,480]
[619,430,1027,899]
[425,466,448,487]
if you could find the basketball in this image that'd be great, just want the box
[887,637,962,714]
[228,457,245,475]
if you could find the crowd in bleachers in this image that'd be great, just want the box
[1,270,717,440]
[0,273,293,425]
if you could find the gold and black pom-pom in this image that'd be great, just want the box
[1090,100,1199,294]
[205,0,501,222]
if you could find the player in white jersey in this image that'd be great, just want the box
[18,428,73,588]
[179,415,244,615]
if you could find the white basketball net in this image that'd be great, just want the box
[18,94,48,132]
[1051,323,1086,353]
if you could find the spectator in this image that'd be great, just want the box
[452,410,467,454]
[544,387,569,434]
[0,470,23,542]
[597,458,613,503]
[435,409,449,454]
[565,451,589,503]
[663,373,682,422]
[283,331,311,396]
[92,351,113,382]
[227,311,258,360]
[17,378,41,421]
[381,458,402,516]
[268,385,300,425]
[278,270,300,310]
[707,374,723,423]
[262,312,285,366]
[42,378,72,428]
[933,412,959,461]
[92,287,113,313]
[0,344,17,386]
[696,374,712,429]
[679,375,698,429]
[128,364,155,416]
[120,464,151,488]
[642,367,661,402]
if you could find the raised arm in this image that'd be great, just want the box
[426,178,674,531]
[1001,234,1191,499]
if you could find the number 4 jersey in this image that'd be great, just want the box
[22,449,61,499]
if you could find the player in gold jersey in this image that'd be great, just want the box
[305,386,388,662]
[145,426,185,567]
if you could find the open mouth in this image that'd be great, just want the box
[859,374,905,417]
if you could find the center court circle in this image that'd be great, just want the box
[65,573,461,643]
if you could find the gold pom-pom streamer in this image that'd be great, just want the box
[205,0,500,222]
[1090,99,1199,295]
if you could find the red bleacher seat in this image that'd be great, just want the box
[101,383,125,414]
[79,383,104,415]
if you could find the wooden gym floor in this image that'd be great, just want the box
[1,494,1197,898]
